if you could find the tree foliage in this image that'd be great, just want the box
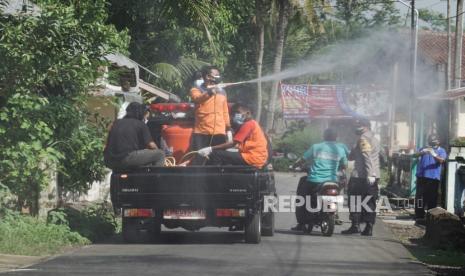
[106,0,256,99]
[419,8,451,32]
[0,0,128,213]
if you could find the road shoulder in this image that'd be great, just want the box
[0,254,44,273]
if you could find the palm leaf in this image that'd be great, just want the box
[151,63,182,83]
[176,57,209,79]
[0,0,9,10]
[160,0,219,59]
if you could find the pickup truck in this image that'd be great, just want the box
[111,103,276,244]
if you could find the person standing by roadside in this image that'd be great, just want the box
[414,134,447,221]
[190,66,231,165]
[342,118,380,236]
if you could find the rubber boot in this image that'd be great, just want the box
[341,223,360,234]
[361,223,373,236]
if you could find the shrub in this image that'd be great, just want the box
[274,125,322,157]
[47,202,117,243]
[0,210,89,256]
[271,158,294,172]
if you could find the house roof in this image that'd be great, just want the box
[418,87,465,100]
[417,30,465,80]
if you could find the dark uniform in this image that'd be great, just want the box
[346,130,380,232]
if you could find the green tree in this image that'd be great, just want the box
[265,0,293,131]
[106,0,244,97]
[418,8,451,32]
[335,0,400,37]
[0,0,128,214]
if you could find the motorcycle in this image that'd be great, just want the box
[288,154,343,237]
[294,175,341,236]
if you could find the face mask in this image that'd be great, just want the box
[429,141,439,148]
[212,75,222,84]
[195,79,203,87]
[233,113,245,125]
[354,127,364,135]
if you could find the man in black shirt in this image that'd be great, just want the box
[104,102,165,169]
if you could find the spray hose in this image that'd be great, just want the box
[164,156,177,167]
[164,151,208,167]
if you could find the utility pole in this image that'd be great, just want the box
[447,0,452,90]
[409,0,417,151]
[453,0,464,139]
[446,0,452,146]
[389,63,399,157]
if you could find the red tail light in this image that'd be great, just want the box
[123,208,154,218]
[324,189,339,196]
[150,103,193,113]
[216,209,245,217]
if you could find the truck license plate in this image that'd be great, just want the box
[163,209,206,220]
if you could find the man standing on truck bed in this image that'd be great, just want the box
[197,103,269,169]
[104,102,165,169]
[190,66,231,165]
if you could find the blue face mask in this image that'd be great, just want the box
[233,113,246,125]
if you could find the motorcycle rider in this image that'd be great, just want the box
[342,118,380,236]
[290,128,348,231]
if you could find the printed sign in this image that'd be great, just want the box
[280,84,389,119]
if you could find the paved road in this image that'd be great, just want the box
[3,173,432,276]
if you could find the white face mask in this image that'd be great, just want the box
[195,79,203,87]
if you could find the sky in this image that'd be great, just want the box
[395,0,456,29]
[396,0,453,15]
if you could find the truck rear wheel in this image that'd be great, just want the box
[245,210,261,244]
[122,217,161,243]
[261,211,274,236]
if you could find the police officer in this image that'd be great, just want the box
[342,118,380,236]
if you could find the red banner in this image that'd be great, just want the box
[280,83,389,119]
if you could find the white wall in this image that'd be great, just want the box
[395,121,410,149]
[458,99,465,138]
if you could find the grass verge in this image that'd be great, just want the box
[405,244,465,267]
[0,209,89,256]
[0,202,118,256]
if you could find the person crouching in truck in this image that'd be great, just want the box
[190,65,231,165]
[197,103,268,169]
[104,102,165,169]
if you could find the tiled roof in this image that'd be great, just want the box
[417,30,465,79]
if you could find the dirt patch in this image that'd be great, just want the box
[387,222,425,245]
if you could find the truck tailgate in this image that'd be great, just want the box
[113,166,270,209]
